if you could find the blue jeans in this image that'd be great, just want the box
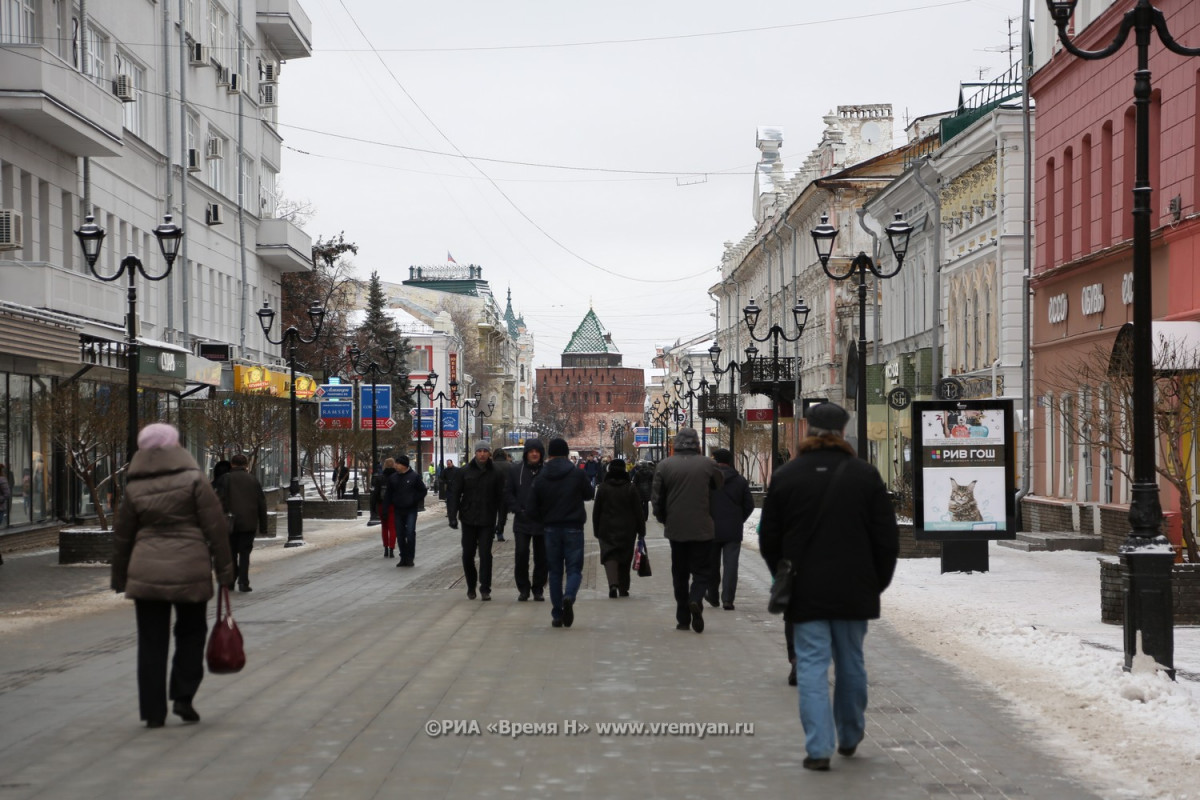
[543,526,584,620]
[792,620,869,759]
[395,509,418,563]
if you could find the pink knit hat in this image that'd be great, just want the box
[137,422,180,449]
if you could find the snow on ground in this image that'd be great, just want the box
[744,508,1200,800]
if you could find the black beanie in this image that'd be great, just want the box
[548,438,570,457]
[607,459,627,476]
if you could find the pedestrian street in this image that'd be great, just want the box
[0,508,1103,800]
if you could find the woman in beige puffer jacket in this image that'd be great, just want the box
[111,423,234,728]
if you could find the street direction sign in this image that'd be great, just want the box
[317,417,353,430]
[361,417,396,430]
[634,426,650,444]
[317,384,354,400]
[360,385,392,416]
[319,402,353,420]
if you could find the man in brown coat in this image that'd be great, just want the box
[215,453,268,592]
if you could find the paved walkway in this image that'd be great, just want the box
[0,509,1106,799]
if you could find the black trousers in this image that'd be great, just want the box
[134,599,208,724]
[460,524,494,593]
[514,530,547,596]
[706,540,741,606]
[669,540,712,626]
[229,530,255,588]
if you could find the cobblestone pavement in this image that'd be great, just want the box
[0,508,1107,799]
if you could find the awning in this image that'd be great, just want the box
[1108,321,1200,376]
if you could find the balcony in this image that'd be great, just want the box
[256,217,312,273]
[0,45,124,157]
[698,392,737,424]
[739,357,795,400]
[257,0,313,59]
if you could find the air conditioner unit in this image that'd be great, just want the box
[0,209,23,250]
[113,74,135,102]
[260,83,278,107]
[262,61,279,82]
[207,137,224,159]
[206,203,223,225]
[186,148,202,172]
[189,42,210,66]
[226,73,240,94]
[217,66,230,86]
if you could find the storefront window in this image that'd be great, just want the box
[1061,394,1075,499]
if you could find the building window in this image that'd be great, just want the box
[259,163,277,217]
[115,51,146,139]
[74,20,108,83]
[207,133,226,193]
[1,0,36,43]
[209,0,228,67]
[1061,394,1075,498]
[241,155,253,210]
[185,0,203,38]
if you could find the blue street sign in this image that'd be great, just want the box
[439,408,460,435]
[319,402,353,419]
[318,383,354,400]
[634,426,650,444]
[360,385,392,419]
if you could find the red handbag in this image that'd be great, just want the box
[206,585,246,674]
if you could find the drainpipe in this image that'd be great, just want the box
[178,0,191,345]
[236,0,248,352]
[80,0,90,218]
[1019,0,1033,508]
[162,0,174,332]
[913,158,943,394]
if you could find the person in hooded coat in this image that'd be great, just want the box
[505,438,548,601]
[592,458,645,598]
[111,423,235,729]
[529,438,594,628]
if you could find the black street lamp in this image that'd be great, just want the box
[409,373,436,484]
[460,394,477,458]
[741,296,810,471]
[708,344,743,461]
[476,390,496,448]
[431,378,459,468]
[597,418,606,454]
[812,211,912,461]
[349,342,397,526]
[1046,0,1188,679]
[75,214,183,463]
[257,299,325,547]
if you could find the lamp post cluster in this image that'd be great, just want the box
[409,372,436,482]
[741,296,810,471]
[811,211,912,461]
[74,214,184,463]
[256,299,326,547]
[430,378,459,472]
[1045,0,1187,678]
[707,345,742,458]
[348,342,397,526]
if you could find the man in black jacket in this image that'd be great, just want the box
[758,402,899,772]
[387,455,427,567]
[447,442,506,601]
[706,448,755,611]
[214,454,268,592]
[529,438,594,628]
[505,439,547,602]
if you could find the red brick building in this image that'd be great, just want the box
[534,309,645,454]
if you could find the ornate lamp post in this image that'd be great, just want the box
[257,299,326,547]
[409,372,436,484]
[812,211,912,461]
[75,214,183,463]
[709,344,743,460]
[597,419,606,454]
[476,390,496,447]
[460,394,477,458]
[349,343,397,526]
[431,378,458,469]
[741,296,810,470]
[1045,0,1190,678]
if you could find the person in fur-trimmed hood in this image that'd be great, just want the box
[505,438,548,601]
[757,402,898,772]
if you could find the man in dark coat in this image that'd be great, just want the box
[214,453,267,592]
[630,459,655,521]
[505,439,548,601]
[387,454,427,567]
[439,459,459,500]
[529,438,594,628]
[490,449,513,542]
[651,427,723,633]
[447,443,506,600]
[758,402,899,772]
[706,448,755,611]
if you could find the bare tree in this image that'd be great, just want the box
[1043,336,1199,562]
[186,391,290,471]
[32,381,127,530]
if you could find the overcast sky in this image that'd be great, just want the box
[278,0,1024,369]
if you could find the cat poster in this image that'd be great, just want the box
[921,466,1008,532]
[911,399,1016,541]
